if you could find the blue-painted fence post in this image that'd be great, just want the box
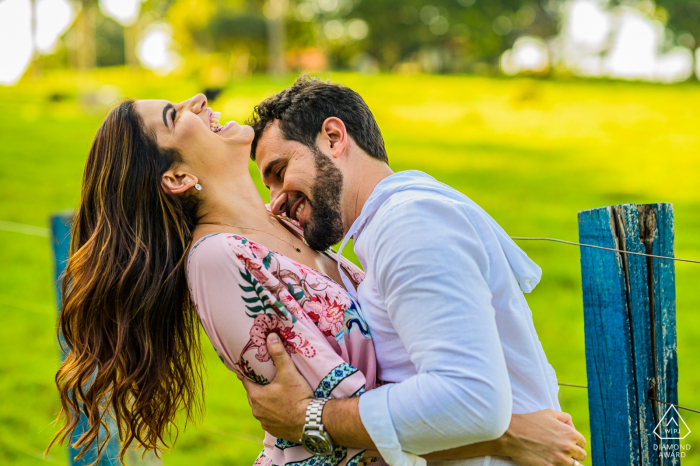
[50,212,121,466]
[578,203,679,466]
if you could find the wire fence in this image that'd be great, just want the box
[2,221,699,425]
[0,220,50,237]
[510,236,700,416]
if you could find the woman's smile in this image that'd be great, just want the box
[208,107,243,136]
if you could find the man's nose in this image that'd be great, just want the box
[270,192,288,216]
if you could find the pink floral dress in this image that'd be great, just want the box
[187,217,377,466]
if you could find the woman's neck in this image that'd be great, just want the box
[196,173,273,230]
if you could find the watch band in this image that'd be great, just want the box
[304,398,329,431]
[301,398,335,456]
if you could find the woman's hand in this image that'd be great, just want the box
[498,410,587,466]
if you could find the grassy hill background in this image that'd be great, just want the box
[1,70,699,465]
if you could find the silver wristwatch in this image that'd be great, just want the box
[301,398,335,456]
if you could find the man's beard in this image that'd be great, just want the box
[302,148,345,251]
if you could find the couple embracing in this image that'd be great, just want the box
[52,76,586,466]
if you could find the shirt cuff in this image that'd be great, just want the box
[359,384,426,466]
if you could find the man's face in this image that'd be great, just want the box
[255,121,345,251]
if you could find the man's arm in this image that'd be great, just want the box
[355,198,512,455]
[240,333,375,449]
[424,410,587,464]
[242,334,588,465]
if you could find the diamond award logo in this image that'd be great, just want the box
[654,405,691,440]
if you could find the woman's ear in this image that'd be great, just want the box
[161,169,198,194]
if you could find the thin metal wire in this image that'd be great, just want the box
[559,384,700,414]
[0,220,49,237]
[0,294,54,316]
[517,237,700,412]
[510,237,700,264]
[4,222,699,416]
[649,397,700,415]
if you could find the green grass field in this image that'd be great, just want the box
[1,69,700,465]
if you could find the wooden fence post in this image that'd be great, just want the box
[50,212,121,466]
[578,203,679,466]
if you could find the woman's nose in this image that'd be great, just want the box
[183,93,207,113]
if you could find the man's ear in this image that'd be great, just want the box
[319,117,348,159]
[161,169,198,194]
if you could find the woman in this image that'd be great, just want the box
[50,93,580,466]
[50,92,376,466]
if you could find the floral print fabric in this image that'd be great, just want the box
[187,218,377,466]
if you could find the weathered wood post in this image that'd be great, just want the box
[51,212,121,466]
[578,203,680,466]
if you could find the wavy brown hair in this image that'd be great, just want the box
[48,100,203,463]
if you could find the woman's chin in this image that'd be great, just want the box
[215,121,240,135]
[225,124,255,145]
[215,127,254,159]
[215,122,254,142]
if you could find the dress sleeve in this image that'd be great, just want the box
[187,234,367,397]
[187,234,275,383]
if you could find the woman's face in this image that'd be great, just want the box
[135,94,254,181]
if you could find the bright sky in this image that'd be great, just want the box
[0,0,174,85]
[502,0,694,83]
[99,0,141,27]
[0,0,34,85]
[0,0,76,84]
[137,22,181,74]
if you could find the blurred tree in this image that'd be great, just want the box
[95,14,125,67]
[168,0,271,75]
[76,0,98,70]
[654,0,700,49]
[265,0,289,74]
[44,0,700,76]
[352,0,557,72]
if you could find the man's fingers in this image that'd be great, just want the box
[266,333,293,372]
[550,410,574,426]
[240,374,258,393]
[571,444,587,462]
[574,430,587,449]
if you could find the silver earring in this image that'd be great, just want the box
[195,183,202,191]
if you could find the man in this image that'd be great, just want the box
[241,76,587,466]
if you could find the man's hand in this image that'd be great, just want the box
[240,333,314,442]
[498,410,587,466]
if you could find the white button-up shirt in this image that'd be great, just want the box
[336,171,560,466]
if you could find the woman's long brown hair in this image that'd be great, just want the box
[48,100,203,463]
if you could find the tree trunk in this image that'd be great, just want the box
[77,0,96,71]
[266,0,287,75]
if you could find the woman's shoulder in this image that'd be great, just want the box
[187,232,265,274]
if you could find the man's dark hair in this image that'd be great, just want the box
[247,75,388,163]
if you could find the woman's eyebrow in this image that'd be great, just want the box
[162,103,174,128]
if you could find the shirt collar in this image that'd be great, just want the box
[336,171,437,297]
[335,169,542,297]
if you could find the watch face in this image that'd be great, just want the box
[302,430,334,456]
